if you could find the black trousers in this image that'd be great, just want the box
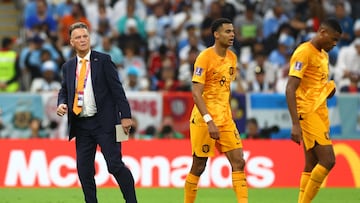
[73,116,137,203]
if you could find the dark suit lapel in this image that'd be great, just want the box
[90,51,99,86]
[68,58,77,108]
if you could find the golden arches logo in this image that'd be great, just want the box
[322,143,360,187]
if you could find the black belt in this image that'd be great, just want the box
[75,114,96,120]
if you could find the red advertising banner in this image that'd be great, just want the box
[0,139,359,188]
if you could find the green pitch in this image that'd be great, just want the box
[0,187,359,203]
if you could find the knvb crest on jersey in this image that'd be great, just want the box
[202,144,210,153]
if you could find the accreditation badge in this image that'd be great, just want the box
[77,92,84,107]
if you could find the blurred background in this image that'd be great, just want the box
[0,0,359,190]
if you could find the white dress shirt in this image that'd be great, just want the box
[76,51,97,117]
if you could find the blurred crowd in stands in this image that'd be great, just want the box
[1,0,360,139]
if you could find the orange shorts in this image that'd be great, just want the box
[189,120,243,157]
[300,112,332,151]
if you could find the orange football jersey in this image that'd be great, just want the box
[289,41,332,116]
[191,47,237,126]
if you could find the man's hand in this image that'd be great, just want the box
[121,118,133,135]
[207,121,220,140]
[57,104,68,116]
[291,124,302,145]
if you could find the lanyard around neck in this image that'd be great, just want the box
[75,60,91,90]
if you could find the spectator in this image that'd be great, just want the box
[322,0,352,19]
[19,36,43,89]
[117,18,147,58]
[112,0,147,23]
[0,106,47,139]
[145,2,172,51]
[200,1,222,47]
[54,0,74,20]
[116,1,146,39]
[340,73,360,93]
[30,60,61,93]
[241,118,262,139]
[93,36,124,68]
[218,0,237,21]
[23,0,38,20]
[256,0,294,17]
[263,22,294,55]
[155,58,181,91]
[148,44,177,80]
[275,65,290,94]
[138,125,157,140]
[353,19,360,39]
[19,35,61,86]
[171,0,203,44]
[39,48,58,72]
[90,17,113,49]
[334,2,354,48]
[247,65,274,93]
[233,3,263,48]
[334,38,360,90]
[121,42,147,81]
[177,23,198,53]
[0,37,20,92]
[29,117,48,138]
[307,0,326,32]
[238,41,266,72]
[85,0,113,33]
[350,0,360,19]
[157,115,184,139]
[325,2,354,66]
[58,2,91,46]
[47,35,66,69]
[178,47,199,91]
[24,0,57,39]
[178,34,206,64]
[90,3,116,47]
[162,24,178,54]
[122,66,149,91]
[288,1,308,35]
[241,117,279,139]
[262,4,289,39]
[268,33,295,69]
[245,50,277,91]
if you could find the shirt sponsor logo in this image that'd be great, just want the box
[294,61,303,71]
[195,67,203,76]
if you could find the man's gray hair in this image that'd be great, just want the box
[69,22,89,36]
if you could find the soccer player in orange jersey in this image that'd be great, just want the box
[184,18,248,203]
[286,19,342,203]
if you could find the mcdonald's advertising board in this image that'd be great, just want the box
[0,139,359,188]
